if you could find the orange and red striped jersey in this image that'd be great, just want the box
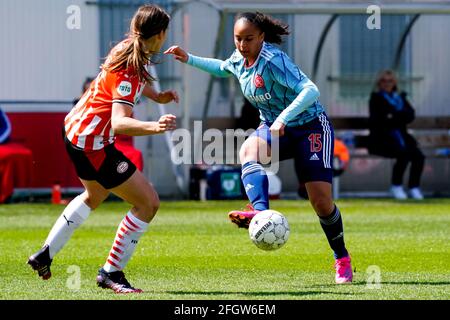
[64,41,147,151]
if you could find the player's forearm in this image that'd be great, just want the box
[276,83,320,124]
[112,117,163,136]
[187,54,231,78]
[142,84,159,101]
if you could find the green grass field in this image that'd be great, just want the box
[0,199,449,300]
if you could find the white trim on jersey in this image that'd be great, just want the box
[66,106,93,143]
[92,135,104,151]
[319,114,332,169]
[91,119,112,151]
[241,42,274,70]
[260,48,274,61]
[259,52,271,61]
[76,115,102,149]
[325,115,332,169]
[112,99,134,108]
[108,126,115,145]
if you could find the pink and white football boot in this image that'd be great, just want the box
[228,204,260,229]
[334,255,353,284]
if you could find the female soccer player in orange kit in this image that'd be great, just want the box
[28,4,178,293]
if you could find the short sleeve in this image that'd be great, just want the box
[111,71,141,108]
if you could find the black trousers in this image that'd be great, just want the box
[369,132,425,188]
[392,145,425,188]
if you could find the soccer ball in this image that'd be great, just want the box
[248,210,290,251]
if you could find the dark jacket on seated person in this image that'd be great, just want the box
[368,91,418,157]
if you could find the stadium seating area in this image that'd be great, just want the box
[0,142,33,203]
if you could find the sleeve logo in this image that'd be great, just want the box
[117,81,132,97]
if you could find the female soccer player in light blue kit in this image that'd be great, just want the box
[165,12,352,283]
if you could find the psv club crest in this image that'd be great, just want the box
[254,74,265,88]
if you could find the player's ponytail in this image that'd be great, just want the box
[237,12,290,44]
[103,4,170,82]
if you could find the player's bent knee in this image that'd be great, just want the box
[139,196,160,219]
[239,143,258,163]
[82,195,103,210]
[239,144,249,160]
[149,198,160,215]
[133,203,158,222]
[150,188,160,212]
[310,198,334,217]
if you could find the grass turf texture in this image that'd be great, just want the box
[0,199,449,300]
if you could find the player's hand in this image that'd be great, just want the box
[156,114,177,133]
[269,121,286,137]
[164,46,189,63]
[155,90,179,104]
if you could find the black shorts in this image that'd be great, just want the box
[64,135,136,189]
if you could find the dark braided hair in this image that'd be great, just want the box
[236,12,290,44]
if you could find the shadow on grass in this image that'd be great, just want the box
[381,281,450,286]
[308,280,450,287]
[166,290,355,297]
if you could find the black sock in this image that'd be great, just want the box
[319,205,348,259]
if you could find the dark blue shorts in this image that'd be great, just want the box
[250,113,334,183]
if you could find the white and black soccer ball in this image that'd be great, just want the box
[248,209,290,251]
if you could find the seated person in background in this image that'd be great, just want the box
[368,69,425,200]
[0,107,11,144]
[74,77,144,171]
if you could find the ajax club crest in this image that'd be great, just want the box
[254,74,265,88]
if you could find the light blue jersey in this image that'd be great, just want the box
[187,42,324,127]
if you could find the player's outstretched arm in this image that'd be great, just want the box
[164,45,189,63]
[142,83,179,104]
[165,45,232,78]
[111,102,176,136]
